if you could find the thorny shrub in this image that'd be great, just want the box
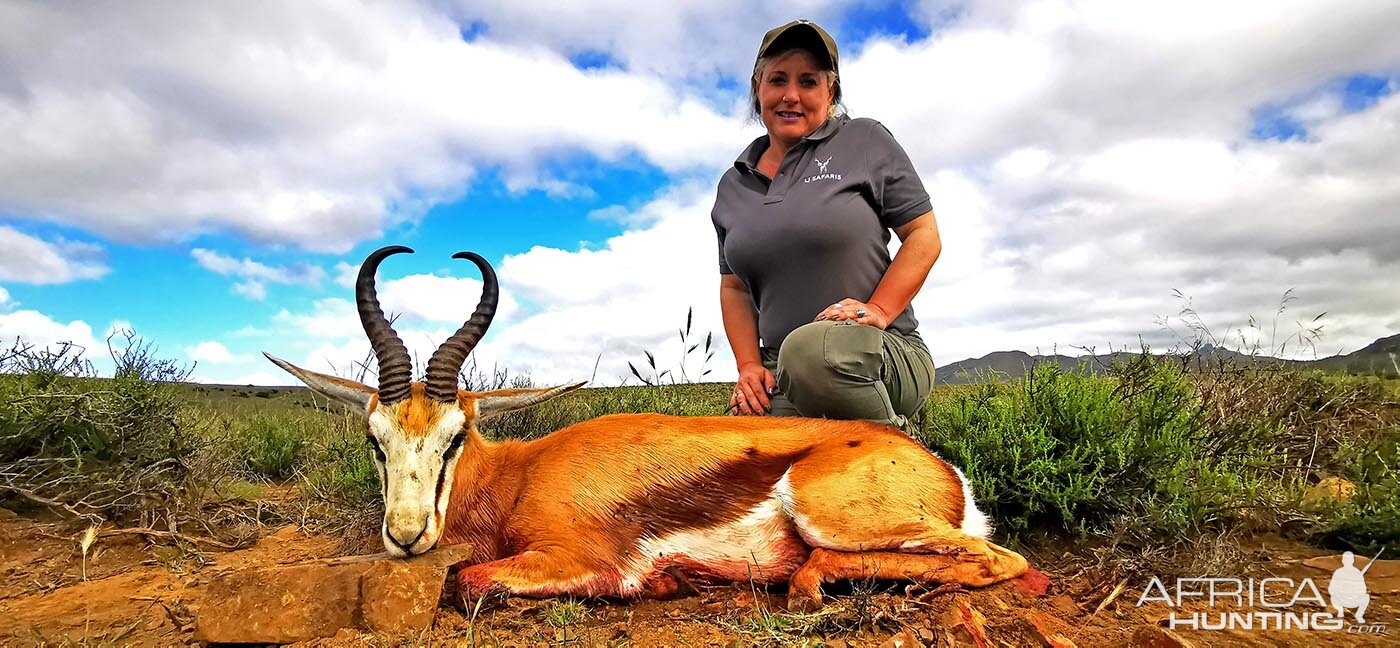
[0,333,201,527]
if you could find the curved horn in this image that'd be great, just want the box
[357,246,414,405]
[424,251,498,402]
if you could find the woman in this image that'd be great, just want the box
[713,19,942,431]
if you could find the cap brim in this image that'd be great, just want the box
[759,23,836,70]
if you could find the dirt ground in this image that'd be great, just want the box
[0,505,1394,647]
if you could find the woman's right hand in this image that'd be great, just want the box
[730,361,776,415]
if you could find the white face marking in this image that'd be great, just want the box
[367,405,469,556]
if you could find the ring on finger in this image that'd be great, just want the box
[856,308,867,317]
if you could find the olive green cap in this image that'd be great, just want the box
[756,19,840,74]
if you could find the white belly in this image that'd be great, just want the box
[630,496,809,585]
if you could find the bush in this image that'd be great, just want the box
[228,412,308,480]
[918,357,1219,542]
[1318,427,1399,554]
[918,350,1400,564]
[0,334,201,524]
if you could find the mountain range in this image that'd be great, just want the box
[937,333,1400,384]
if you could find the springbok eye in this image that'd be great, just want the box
[366,436,387,463]
[443,433,466,460]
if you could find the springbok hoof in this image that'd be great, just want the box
[786,590,825,613]
[453,571,509,613]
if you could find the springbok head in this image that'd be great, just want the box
[265,246,584,556]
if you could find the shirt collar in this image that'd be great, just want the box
[733,114,849,175]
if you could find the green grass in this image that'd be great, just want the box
[2,334,1395,568]
[226,411,309,480]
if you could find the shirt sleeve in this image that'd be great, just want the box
[864,120,933,229]
[711,198,733,275]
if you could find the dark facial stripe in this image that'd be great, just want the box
[434,456,450,509]
[435,433,465,512]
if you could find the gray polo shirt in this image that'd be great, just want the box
[712,115,932,349]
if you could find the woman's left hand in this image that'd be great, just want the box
[815,298,892,330]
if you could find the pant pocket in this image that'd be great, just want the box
[822,322,885,382]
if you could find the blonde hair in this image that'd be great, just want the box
[749,48,843,120]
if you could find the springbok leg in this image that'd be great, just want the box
[455,550,625,607]
[785,537,1028,612]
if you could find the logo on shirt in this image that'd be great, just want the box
[803,156,842,184]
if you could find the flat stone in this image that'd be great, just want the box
[361,544,473,633]
[194,560,369,644]
[194,543,473,643]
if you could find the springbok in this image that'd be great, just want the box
[266,246,1029,611]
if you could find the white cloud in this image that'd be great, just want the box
[481,182,729,384]
[246,182,723,387]
[0,226,108,284]
[192,248,326,301]
[17,2,1400,385]
[257,261,528,385]
[333,261,358,289]
[0,286,10,308]
[440,1,846,80]
[185,340,250,365]
[0,1,752,252]
[0,309,101,365]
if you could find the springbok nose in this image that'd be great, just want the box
[386,516,429,553]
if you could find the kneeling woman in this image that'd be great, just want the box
[714,20,940,430]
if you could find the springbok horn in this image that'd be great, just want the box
[424,251,498,402]
[356,246,414,405]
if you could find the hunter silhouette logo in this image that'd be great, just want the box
[1329,550,1378,623]
[803,156,841,183]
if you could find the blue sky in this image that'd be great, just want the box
[2,1,1399,386]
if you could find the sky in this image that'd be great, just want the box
[1,0,1398,387]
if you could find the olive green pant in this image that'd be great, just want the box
[761,321,936,431]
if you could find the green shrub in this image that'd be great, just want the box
[919,357,1221,541]
[229,413,308,480]
[919,351,1399,560]
[1318,428,1399,553]
[0,334,201,523]
[302,421,381,509]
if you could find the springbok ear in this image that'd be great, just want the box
[263,352,376,412]
[476,382,587,420]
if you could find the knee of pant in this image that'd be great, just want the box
[778,321,882,385]
[776,322,833,385]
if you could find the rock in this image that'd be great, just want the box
[1299,477,1356,512]
[194,543,472,643]
[944,599,990,648]
[361,560,444,632]
[194,560,368,644]
[1132,626,1195,648]
[1024,610,1077,648]
[883,628,923,648]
